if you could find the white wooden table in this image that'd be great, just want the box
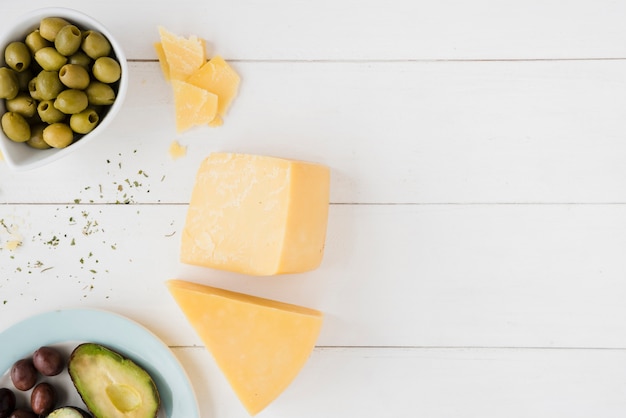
[2,1,626,416]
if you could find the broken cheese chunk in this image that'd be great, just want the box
[166,280,323,416]
[171,80,218,133]
[181,152,331,275]
[156,27,240,131]
[157,27,206,80]
[187,56,241,117]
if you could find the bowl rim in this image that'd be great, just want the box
[0,6,128,171]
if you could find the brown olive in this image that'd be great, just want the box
[30,382,56,416]
[0,388,16,418]
[32,346,64,376]
[10,359,37,391]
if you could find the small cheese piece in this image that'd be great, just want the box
[187,55,240,117]
[181,152,331,275]
[157,27,206,80]
[166,280,323,415]
[171,80,218,133]
[168,140,186,159]
[153,42,170,81]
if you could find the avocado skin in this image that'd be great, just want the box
[68,343,160,418]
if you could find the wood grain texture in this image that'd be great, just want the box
[2,204,625,348]
[174,346,626,418]
[2,60,626,204]
[3,0,626,60]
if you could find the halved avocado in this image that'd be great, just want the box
[68,343,160,418]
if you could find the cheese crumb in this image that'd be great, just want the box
[169,140,187,159]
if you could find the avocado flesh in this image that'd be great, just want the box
[47,406,91,417]
[68,343,160,418]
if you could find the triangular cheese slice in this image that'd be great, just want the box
[158,26,206,80]
[166,280,323,415]
[171,80,218,133]
[186,55,240,117]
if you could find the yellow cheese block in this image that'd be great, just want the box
[166,280,323,415]
[181,152,331,275]
[187,56,241,117]
[171,80,218,133]
[157,27,206,80]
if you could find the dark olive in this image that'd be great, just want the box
[0,388,16,418]
[32,346,64,376]
[10,359,37,391]
[30,382,56,416]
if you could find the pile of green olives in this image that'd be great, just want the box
[0,16,121,150]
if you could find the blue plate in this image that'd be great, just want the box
[0,309,199,418]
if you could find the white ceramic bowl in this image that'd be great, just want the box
[0,7,128,171]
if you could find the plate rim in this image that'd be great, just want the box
[0,308,200,418]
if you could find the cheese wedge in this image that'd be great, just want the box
[181,152,331,275]
[171,80,218,133]
[166,280,323,415]
[187,56,240,117]
[157,27,206,80]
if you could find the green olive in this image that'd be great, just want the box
[15,68,33,91]
[5,41,31,72]
[26,124,50,149]
[55,25,82,56]
[58,64,90,89]
[81,30,111,59]
[70,108,99,134]
[0,67,19,99]
[25,29,52,54]
[34,47,67,71]
[92,57,121,83]
[28,76,42,101]
[1,112,31,142]
[39,17,71,42]
[43,122,73,148]
[67,51,92,68]
[54,89,88,114]
[5,93,37,118]
[85,81,115,105]
[35,70,63,100]
[37,100,66,123]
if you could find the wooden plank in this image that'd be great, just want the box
[3,1,626,60]
[1,203,626,348]
[174,345,626,417]
[3,60,626,204]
